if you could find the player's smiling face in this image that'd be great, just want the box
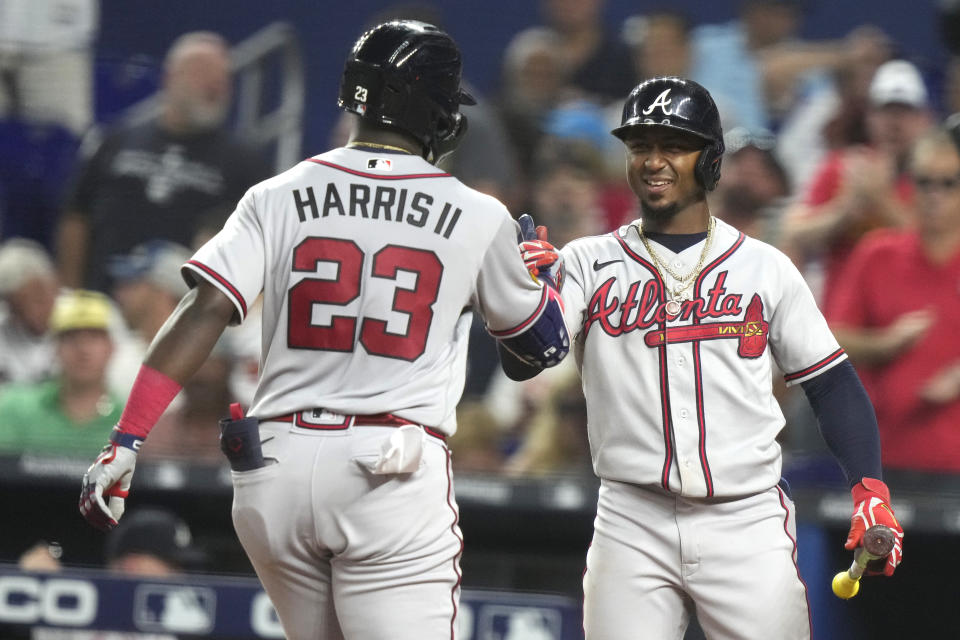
[623,126,707,220]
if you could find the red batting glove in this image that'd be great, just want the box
[519,239,565,293]
[845,477,904,576]
[520,238,559,275]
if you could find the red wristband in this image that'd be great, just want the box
[116,365,182,438]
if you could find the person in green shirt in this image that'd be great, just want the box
[0,289,122,458]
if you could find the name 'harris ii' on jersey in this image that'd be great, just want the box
[289,168,464,239]
[183,144,559,432]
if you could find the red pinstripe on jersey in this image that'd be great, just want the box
[615,231,676,490]
[690,232,745,497]
[185,260,248,318]
[308,158,451,180]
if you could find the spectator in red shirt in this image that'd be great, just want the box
[781,60,933,311]
[829,123,960,472]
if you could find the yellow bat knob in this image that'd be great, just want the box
[832,571,861,599]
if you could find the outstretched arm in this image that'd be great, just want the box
[496,215,568,379]
[79,281,236,531]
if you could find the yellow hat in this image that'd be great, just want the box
[49,290,112,334]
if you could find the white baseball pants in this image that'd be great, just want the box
[231,420,463,640]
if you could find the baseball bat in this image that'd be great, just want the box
[831,524,895,599]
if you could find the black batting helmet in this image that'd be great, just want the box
[612,77,725,191]
[338,20,476,163]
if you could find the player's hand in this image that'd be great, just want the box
[520,238,559,274]
[885,309,934,357]
[845,477,903,576]
[517,214,564,291]
[919,360,960,404]
[79,430,143,531]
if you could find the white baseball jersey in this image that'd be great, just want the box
[561,218,846,497]
[183,146,547,433]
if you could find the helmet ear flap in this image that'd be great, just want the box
[695,142,723,191]
[429,111,468,164]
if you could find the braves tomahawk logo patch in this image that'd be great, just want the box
[642,294,768,358]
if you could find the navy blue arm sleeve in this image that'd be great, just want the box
[800,359,882,487]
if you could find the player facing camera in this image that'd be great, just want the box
[512,74,902,639]
[337,19,476,164]
[612,76,725,193]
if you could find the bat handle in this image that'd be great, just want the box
[831,525,895,600]
[847,546,873,580]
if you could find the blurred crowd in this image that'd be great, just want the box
[2,0,960,498]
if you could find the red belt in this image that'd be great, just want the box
[265,410,445,440]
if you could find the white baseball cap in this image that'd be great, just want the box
[869,60,928,109]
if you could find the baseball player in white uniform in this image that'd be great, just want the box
[508,77,904,639]
[79,21,568,639]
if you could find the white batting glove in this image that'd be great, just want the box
[79,430,143,531]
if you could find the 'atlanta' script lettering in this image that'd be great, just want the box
[584,271,743,338]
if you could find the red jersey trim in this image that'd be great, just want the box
[615,230,676,490]
[488,285,549,338]
[783,348,846,382]
[307,158,451,180]
[184,260,248,318]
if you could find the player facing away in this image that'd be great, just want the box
[79,20,568,639]
[507,77,903,639]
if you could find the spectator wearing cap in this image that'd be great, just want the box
[105,507,207,576]
[109,239,191,343]
[0,289,122,457]
[106,240,192,398]
[775,28,893,194]
[0,239,60,386]
[781,59,934,313]
[17,506,201,640]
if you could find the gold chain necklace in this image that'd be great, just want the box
[347,141,412,154]
[636,216,716,316]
